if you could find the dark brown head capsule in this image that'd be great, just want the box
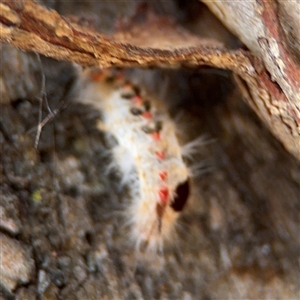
[170,179,190,212]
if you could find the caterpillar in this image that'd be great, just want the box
[76,67,190,254]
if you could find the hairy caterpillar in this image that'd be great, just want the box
[76,68,191,253]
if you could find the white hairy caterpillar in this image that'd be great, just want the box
[76,68,191,253]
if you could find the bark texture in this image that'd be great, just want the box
[202,0,300,160]
[0,1,299,299]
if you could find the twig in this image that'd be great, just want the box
[0,0,255,73]
[34,54,47,148]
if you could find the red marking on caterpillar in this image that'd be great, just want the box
[120,84,134,95]
[151,132,161,141]
[113,71,124,83]
[159,187,169,204]
[123,82,131,89]
[142,111,153,119]
[76,67,191,254]
[155,151,165,160]
[132,95,143,105]
[159,171,168,181]
[91,72,104,82]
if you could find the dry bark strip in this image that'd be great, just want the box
[0,0,299,160]
[201,0,300,159]
[0,0,254,69]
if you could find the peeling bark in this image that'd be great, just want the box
[201,0,300,159]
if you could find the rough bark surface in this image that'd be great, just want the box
[0,1,300,300]
[202,0,300,160]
